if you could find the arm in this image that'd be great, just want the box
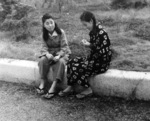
[40,40,54,60]
[81,39,91,47]
[56,29,71,57]
[93,29,111,61]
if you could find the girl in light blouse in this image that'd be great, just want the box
[37,13,71,99]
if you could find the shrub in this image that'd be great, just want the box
[97,16,116,27]
[2,16,29,41]
[49,0,78,13]
[0,2,38,42]
[85,3,111,11]
[111,0,130,9]
[125,18,143,31]
[134,22,150,40]
[0,0,12,23]
[111,0,148,9]
[69,40,90,59]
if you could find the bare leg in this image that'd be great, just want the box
[43,79,58,99]
[58,86,74,96]
[48,80,58,93]
[36,79,46,94]
[76,87,93,99]
[39,79,45,89]
[62,86,73,93]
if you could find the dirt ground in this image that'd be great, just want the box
[0,81,150,121]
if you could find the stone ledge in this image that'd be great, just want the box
[0,58,150,100]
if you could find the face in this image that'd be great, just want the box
[44,18,55,32]
[81,20,93,31]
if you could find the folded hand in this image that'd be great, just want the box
[46,53,54,60]
[53,55,60,62]
[81,39,90,46]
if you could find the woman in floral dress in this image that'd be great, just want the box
[59,11,112,99]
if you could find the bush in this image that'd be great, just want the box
[0,1,12,23]
[97,16,117,27]
[85,3,110,11]
[125,18,143,31]
[124,18,150,40]
[134,22,150,40]
[111,0,129,9]
[0,0,19,18]
[111,0,148,9]
[48,0,78,13]
[69,40,90,59]
[0,2,38,42]
[2,17,30,41]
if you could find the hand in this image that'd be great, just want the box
[63,54,69,61]
[81,39,90,46]
[53,55,60,62]
[46,53,53,60]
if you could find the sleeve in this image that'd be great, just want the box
[97,29,110,53]
[56,29,71,57]
[93,29,111,62]
[40,40,48,57]
[39,40,53,58]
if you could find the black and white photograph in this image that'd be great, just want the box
[0,0,150,121]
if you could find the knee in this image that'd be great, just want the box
[58,58,66,66]
[38,56,49,66]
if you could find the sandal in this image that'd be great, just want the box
[42,92,56,99]
[76,92,93,99]
[36,87,45,95]
[58,90,74,97]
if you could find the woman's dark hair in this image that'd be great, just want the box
[42,13,62,41]
[80,11,97,32]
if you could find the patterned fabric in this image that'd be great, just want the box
[67,23,112,87]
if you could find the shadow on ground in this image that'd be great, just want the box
[0,81,150,121]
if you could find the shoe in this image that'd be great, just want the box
[42,92,56,99]
[36,87,45,95]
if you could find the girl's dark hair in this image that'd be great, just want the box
[80,11,97,32]
[42,13,62,41]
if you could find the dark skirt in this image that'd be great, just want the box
[67,56,110,87]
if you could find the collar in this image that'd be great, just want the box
[89,22,103,35]
[49,31,58,37]
[96,22,103,29]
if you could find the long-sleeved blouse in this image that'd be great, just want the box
[40,29,71,58]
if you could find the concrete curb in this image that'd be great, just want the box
[0,58,150,100]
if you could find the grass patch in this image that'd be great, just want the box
[0,44,35,60]
[0,32,41,61]
[1,3,150,71]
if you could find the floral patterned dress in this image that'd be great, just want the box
[67,23,112,87]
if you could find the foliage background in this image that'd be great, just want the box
[0,0,150,71]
